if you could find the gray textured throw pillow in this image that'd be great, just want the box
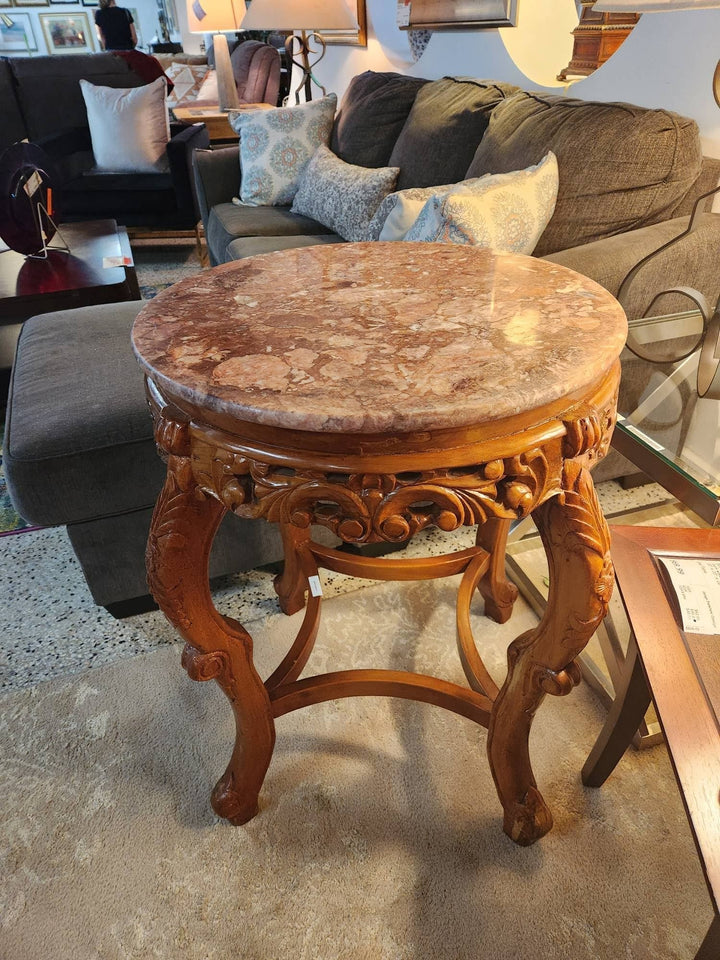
[291,145,399,242]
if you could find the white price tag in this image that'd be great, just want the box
[658,555,720,634]
[308,575,323,598]
[396,0,411,28]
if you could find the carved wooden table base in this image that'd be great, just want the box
[144,367,619,846]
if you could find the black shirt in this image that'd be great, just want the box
[95,7,135,51]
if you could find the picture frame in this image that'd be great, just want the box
[0,12,38,52]
[50,0,84,5]
[39,11,94,53]
[321,0,367,46]
[14,0,50,6]
[405,0,518,30]
[81,0,99,7]
[0,0,13,8]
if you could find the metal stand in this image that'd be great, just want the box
[26,201,70,261]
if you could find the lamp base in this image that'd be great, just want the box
[213,32,239,112]
[285,31,327,104]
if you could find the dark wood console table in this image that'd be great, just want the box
[0,219,140,372]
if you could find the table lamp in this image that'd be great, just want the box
[240,0,358,103]
[186,0,245,110]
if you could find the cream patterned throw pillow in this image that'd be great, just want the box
[291,145,399,242]
[404,152,559,254]
[230,94,337,206]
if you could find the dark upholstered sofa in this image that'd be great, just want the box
[0,53,209,229]
[6,71,720,614]
[194,72,720,325]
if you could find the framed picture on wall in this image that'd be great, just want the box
[0,0,13,8]
[81,0,100,7]
[50,0,83,5]
[39,12,94,53]
[407,0,518,30]
[0,13,39,52]
[322,0,367,46]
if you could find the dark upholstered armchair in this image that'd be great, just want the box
[0,53,210,230]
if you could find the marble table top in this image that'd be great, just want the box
[132,243,627,435]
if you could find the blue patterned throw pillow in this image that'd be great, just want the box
[229,94,337,206]
[291,145,399,242]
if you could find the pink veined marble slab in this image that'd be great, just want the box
[132,243,627,435]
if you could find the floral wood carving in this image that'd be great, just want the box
[191,441,563,544]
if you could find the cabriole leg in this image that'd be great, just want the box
[488,460,613,845]
[147,444,276,825]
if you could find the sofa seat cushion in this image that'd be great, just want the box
[4,301,164,527]
[64,170,174,192]
[226,233,345,260]
[207,201,334,264]
[467,91,704,257]
[330,70,429,169]
[388,76,520,191]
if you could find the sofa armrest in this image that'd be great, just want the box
[542,213,720,321]
[192,146,240,234]
[166,121,211,222]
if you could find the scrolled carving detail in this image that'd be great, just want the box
[153,411,191,459]
[562,403,616,464]
[536,659,583,697]
[190,441,561,544]
[181,642,230,682]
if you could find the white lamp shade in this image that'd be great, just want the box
[594,0,720,9]
[240,0,358,32]
[186,0,245,34]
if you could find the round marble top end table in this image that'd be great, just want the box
[133,243,627,846]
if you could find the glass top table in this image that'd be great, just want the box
[612,309,720,526]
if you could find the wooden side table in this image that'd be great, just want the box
[132,243,627,846]
[583,525,720,959]
[173,103,273,142]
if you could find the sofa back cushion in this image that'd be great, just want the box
[330,70,429,168]
[466,91,704,257]
[0,58,26,151]
[388,76,521,192]
[8,53,145,141]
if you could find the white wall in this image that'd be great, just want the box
[306,1,720,158]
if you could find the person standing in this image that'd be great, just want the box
[94,0,137,52]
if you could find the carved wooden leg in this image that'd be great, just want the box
[147,446,276,825]
[488,460,613,845]
[274,521,311,616]
[476,517,519,624]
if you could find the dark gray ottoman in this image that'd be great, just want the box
[4,301,286,615]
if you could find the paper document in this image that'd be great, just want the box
[657,555,720,634]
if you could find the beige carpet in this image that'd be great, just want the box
[0,575,711,960]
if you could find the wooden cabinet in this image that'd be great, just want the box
[558,1,640,81]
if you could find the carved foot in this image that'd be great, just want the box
[476,517,518,624]
[503,786,554,846]
[212,772,260,825]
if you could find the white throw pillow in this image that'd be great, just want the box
[291,145,399,242]
[403,152,559,255]
[368,182,457,241]
[230,94,337,206]
[80,77,170,174]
